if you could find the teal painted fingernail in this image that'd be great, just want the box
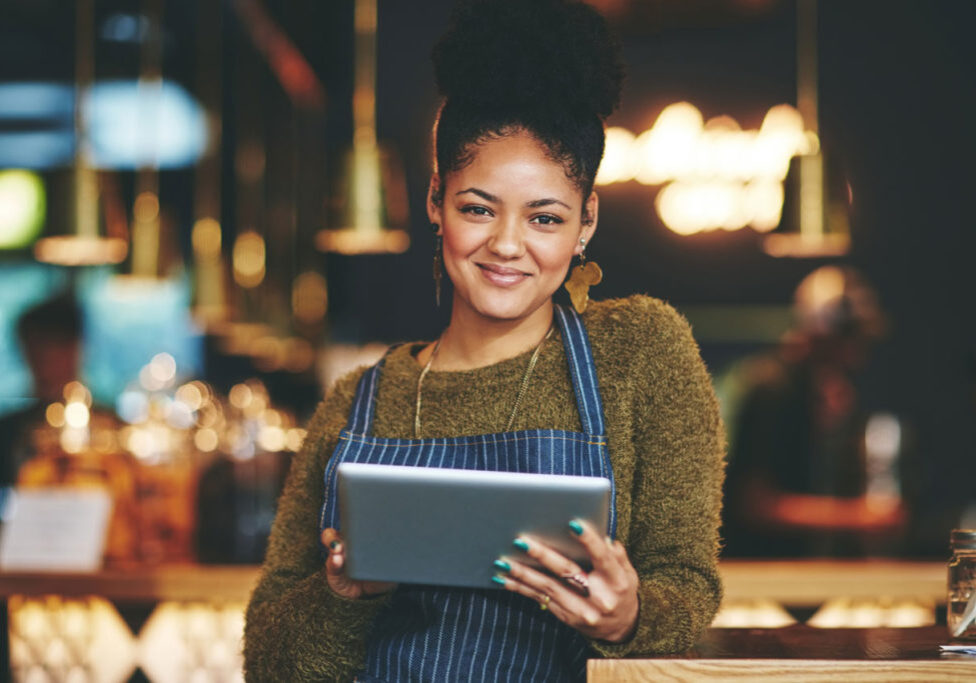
[513,538,529,552]
[329,540,340,550]
[493,559,511,573]
[491,575,507,587]
[569,520,584,536]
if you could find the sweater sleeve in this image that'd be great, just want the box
[243,369,392,682]
[589,297,726,657]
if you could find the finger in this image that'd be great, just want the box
[321,527,341,550]
[321,529,343,565]
[568,519,626,581]
[498,555,589,617]
[362,580,397,596]
[608,539,639,584]
[326,541,345,573]
[499,555,572,600]
[507,537,591,599]
[610,539,632,565]
[322,529,351,583]
[492,570,529,600]
[492,571,559,613]
[510,535,585,580]
[493,570,601,631]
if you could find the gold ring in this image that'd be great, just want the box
[539,594,550,611]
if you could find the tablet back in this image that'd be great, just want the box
[337,462,610,589]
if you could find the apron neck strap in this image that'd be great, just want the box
[345,356,386,434]
[553,304,606,436]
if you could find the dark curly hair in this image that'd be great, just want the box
[431,0,623,205]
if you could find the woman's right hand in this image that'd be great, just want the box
[320,528,396,599]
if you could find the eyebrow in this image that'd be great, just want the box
[456,187,499,203]
[526,197,572,210]
[455,187,571,211]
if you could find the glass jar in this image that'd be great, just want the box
[948,529,976,640]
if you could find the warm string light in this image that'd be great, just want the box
[116,359,306,464]
[596,102,818,235]
[231,230,266,288]
[42,381,95,453]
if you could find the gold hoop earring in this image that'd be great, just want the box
[564,237,602,314]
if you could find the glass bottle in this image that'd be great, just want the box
[948,529,976,640]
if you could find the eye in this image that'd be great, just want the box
[530,214,564,226]
[460,205,493,217]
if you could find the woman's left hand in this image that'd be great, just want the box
[495,519,639,643]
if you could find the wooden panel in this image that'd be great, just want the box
[589,627,975,682]
[691,625,948,658]
[0,565,260,602]
[588,658,976,682]
[719,560,945,604]
[0,560,947,604]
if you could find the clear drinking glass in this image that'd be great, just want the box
[947,529,976,640]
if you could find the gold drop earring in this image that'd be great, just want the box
[564,236,602,314]
[431,223,443,307]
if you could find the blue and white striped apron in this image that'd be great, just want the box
[320,305,616,682]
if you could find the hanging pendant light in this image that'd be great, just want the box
[762,0,849,258]
[34,0,128,266]
[126,0,167,280]
[316,0,409,255]
[191,0,228,327]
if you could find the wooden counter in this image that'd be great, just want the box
[0,559,947,604]
[588,626,976,682]
[0,564,260,602]
[0,561,962,683]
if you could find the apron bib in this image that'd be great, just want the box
[320,305,615,682]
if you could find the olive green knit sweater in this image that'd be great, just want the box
[243,295,725,681]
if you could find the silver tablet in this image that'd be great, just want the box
[337,462,611,589]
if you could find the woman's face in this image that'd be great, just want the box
[428,130,598,325]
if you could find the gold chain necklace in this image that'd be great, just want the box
[413,323,555,438]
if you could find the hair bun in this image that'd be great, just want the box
[432,0,623,120]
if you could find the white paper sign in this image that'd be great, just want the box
[0,487,112,572]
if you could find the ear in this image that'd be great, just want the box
[576,191,599,254]
[427,174,443,231]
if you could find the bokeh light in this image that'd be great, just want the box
[64,402,90,429]
[596,102,818,235]
[0,170,46,249]
[232,232,266,288]
[191,218,222,259]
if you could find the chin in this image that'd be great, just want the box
[466,293,549,323]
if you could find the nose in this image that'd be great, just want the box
[487,214,524,259]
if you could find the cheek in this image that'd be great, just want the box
[441,228,464,255]
[439,227,474,283]
[441,222,482,261]
[533,238,579,274]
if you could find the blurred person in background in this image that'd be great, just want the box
[722,265,906,557]
[0,291,83,489]
[0,290,138,562]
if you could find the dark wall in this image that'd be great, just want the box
[2,1,973,556]
[348,1,975,556]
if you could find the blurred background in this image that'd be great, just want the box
[0,0,974,678]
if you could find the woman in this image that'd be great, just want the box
[243,1,724,680]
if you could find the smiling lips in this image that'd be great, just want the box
[476,262,531,287]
